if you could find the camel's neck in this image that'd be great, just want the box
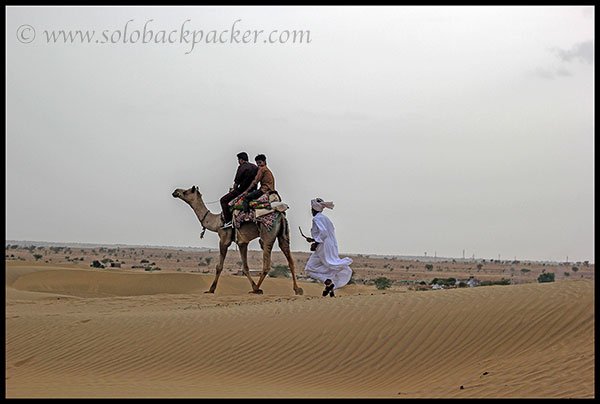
[188,198,221,232]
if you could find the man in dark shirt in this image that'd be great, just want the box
[220,152,258,228]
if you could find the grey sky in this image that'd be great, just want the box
[6,6,594,262]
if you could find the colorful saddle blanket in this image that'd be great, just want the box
[229,192,281,232]
[228,191,279,211]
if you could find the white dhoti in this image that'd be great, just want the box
[305,212,353,289]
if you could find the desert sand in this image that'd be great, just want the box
[5,256,595,398]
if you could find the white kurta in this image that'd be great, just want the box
[305,212,353,289]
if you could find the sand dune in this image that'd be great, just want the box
[5,262,594,398]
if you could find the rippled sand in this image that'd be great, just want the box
[5,261,594,398]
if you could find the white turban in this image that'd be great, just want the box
[311,198,334,212]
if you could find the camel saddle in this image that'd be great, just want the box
[229,191,289,231]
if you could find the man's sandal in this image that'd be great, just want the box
[322,281,335,297]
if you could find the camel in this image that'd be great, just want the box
[172,186,303,295]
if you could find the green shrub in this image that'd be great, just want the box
[373,277,393,290]
[33,254,43,261]
[90,260,105,268]
[538,272,555,283]
[425,264,433,271]
[269,265,290,278]
[479,278,511,286]
[431,277,456,287]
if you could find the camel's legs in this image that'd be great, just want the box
[253,237,276,292]
[278,231,303,295]
[238,242,258,291]
[207,236,232,293]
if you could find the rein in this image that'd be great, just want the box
[200,210,210,239]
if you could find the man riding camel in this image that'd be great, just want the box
[219,152,258,229]
[242,154,275,214]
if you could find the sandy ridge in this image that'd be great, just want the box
[5,263,594,398]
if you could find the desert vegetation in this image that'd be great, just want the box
[4,243,594,289]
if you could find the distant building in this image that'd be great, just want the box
[467,276,480,287]
[455,276,480,287]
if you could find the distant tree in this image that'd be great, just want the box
[430,277,456,287]
[90,260,105,269]
[425,264,433,271]
[479,278,511,286]
[571,266,579,273]
[33,254,43,261]
[537,272,555,283]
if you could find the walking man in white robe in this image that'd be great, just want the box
[304,198,353,297]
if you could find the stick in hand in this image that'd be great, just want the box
[299,226,313,242]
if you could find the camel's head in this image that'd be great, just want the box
[172,186,202,203]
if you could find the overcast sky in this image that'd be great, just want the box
[6,6,595,263]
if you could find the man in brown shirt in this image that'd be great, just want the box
[220,152,258,228]
[242,154,275,213]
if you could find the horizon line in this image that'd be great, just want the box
[5,239,593,265]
